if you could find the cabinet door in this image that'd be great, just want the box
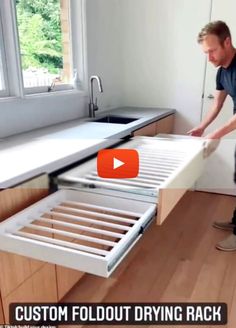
[2,263,57,323]
[133,115,174,137]
[56,266,84,300]
[0,175,50,298]
[196,0,236,195]
[0,294,4,324]
[0,252,44,298]
[0,174,49,221]
[156,115,174,134]
[133,121,156,136]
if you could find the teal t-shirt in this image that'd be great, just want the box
[216,53,236,113]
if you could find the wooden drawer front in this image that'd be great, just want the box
[133,114,174,137]
[0,189,156,278]
[56,266,84,300]
[2,263,57,323]
[0,252,44,298]
[133,122,156,136]
[0,174,49,222]
[156,115,174,134]
[0,294,4,324]
[0,174,49,297]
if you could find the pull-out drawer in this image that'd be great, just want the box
[58,136,209,224]
[0,189,156,277]
[0,135,212,278]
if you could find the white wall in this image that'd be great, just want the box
[0,0,125,138]
[119,0,212,134]
[86,0,124,111]
[86,0,213,134]
[0,92,87,138]
[1,0,213,138]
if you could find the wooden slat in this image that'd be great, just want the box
[24,223,117,247]
[54,205,137,224]
[38,217,125,239]
[45,211,131,231]
[62,200,142,217]
[11,232,109,257]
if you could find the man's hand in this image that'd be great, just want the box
[187,126,205,137]
[203,135,220,157]
[204,132,219,139]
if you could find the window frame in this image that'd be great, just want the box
[0,0,86,98]
[0,12,9,97]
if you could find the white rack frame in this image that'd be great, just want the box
[0,189,156,277]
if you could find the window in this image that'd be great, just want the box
[0,0,85,97]
[0,17,8,96]
[16,0,72,91]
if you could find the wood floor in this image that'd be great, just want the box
[62,191,236,328]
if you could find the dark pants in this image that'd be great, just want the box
[232,208,236,235]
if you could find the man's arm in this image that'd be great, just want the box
[205,113,236,139]
[187,90,227,136]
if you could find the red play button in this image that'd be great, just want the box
[97,149,139,178]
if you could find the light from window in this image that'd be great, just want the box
[15,0,72,89]
[0,48,5,91]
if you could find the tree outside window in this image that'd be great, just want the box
[16,0,72,89]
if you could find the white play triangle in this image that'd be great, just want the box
[113,157,124,169]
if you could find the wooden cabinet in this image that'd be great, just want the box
[56,266,84,300]
[133,121,156,136]
[0,174,53,323]
[0,252,44,298]
[133,114,174,136]
[156,114,174,134]
[0,175,49,222]
[0,295,4,324]
[0,174,87,323]
[3,264,57,323]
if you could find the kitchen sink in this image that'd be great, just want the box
[92,115,138,124]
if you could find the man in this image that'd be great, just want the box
[188,21,236,251]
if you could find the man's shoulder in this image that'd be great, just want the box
[216,67,222,79]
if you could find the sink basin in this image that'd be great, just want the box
[92,115,138,124]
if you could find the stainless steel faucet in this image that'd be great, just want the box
[89,75,103,118]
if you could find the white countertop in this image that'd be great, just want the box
[0,106,175,188]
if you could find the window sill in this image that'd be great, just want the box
[25,88,87,99]
[0,88,88,104]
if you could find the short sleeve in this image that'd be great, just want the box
[216,68,224,90]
